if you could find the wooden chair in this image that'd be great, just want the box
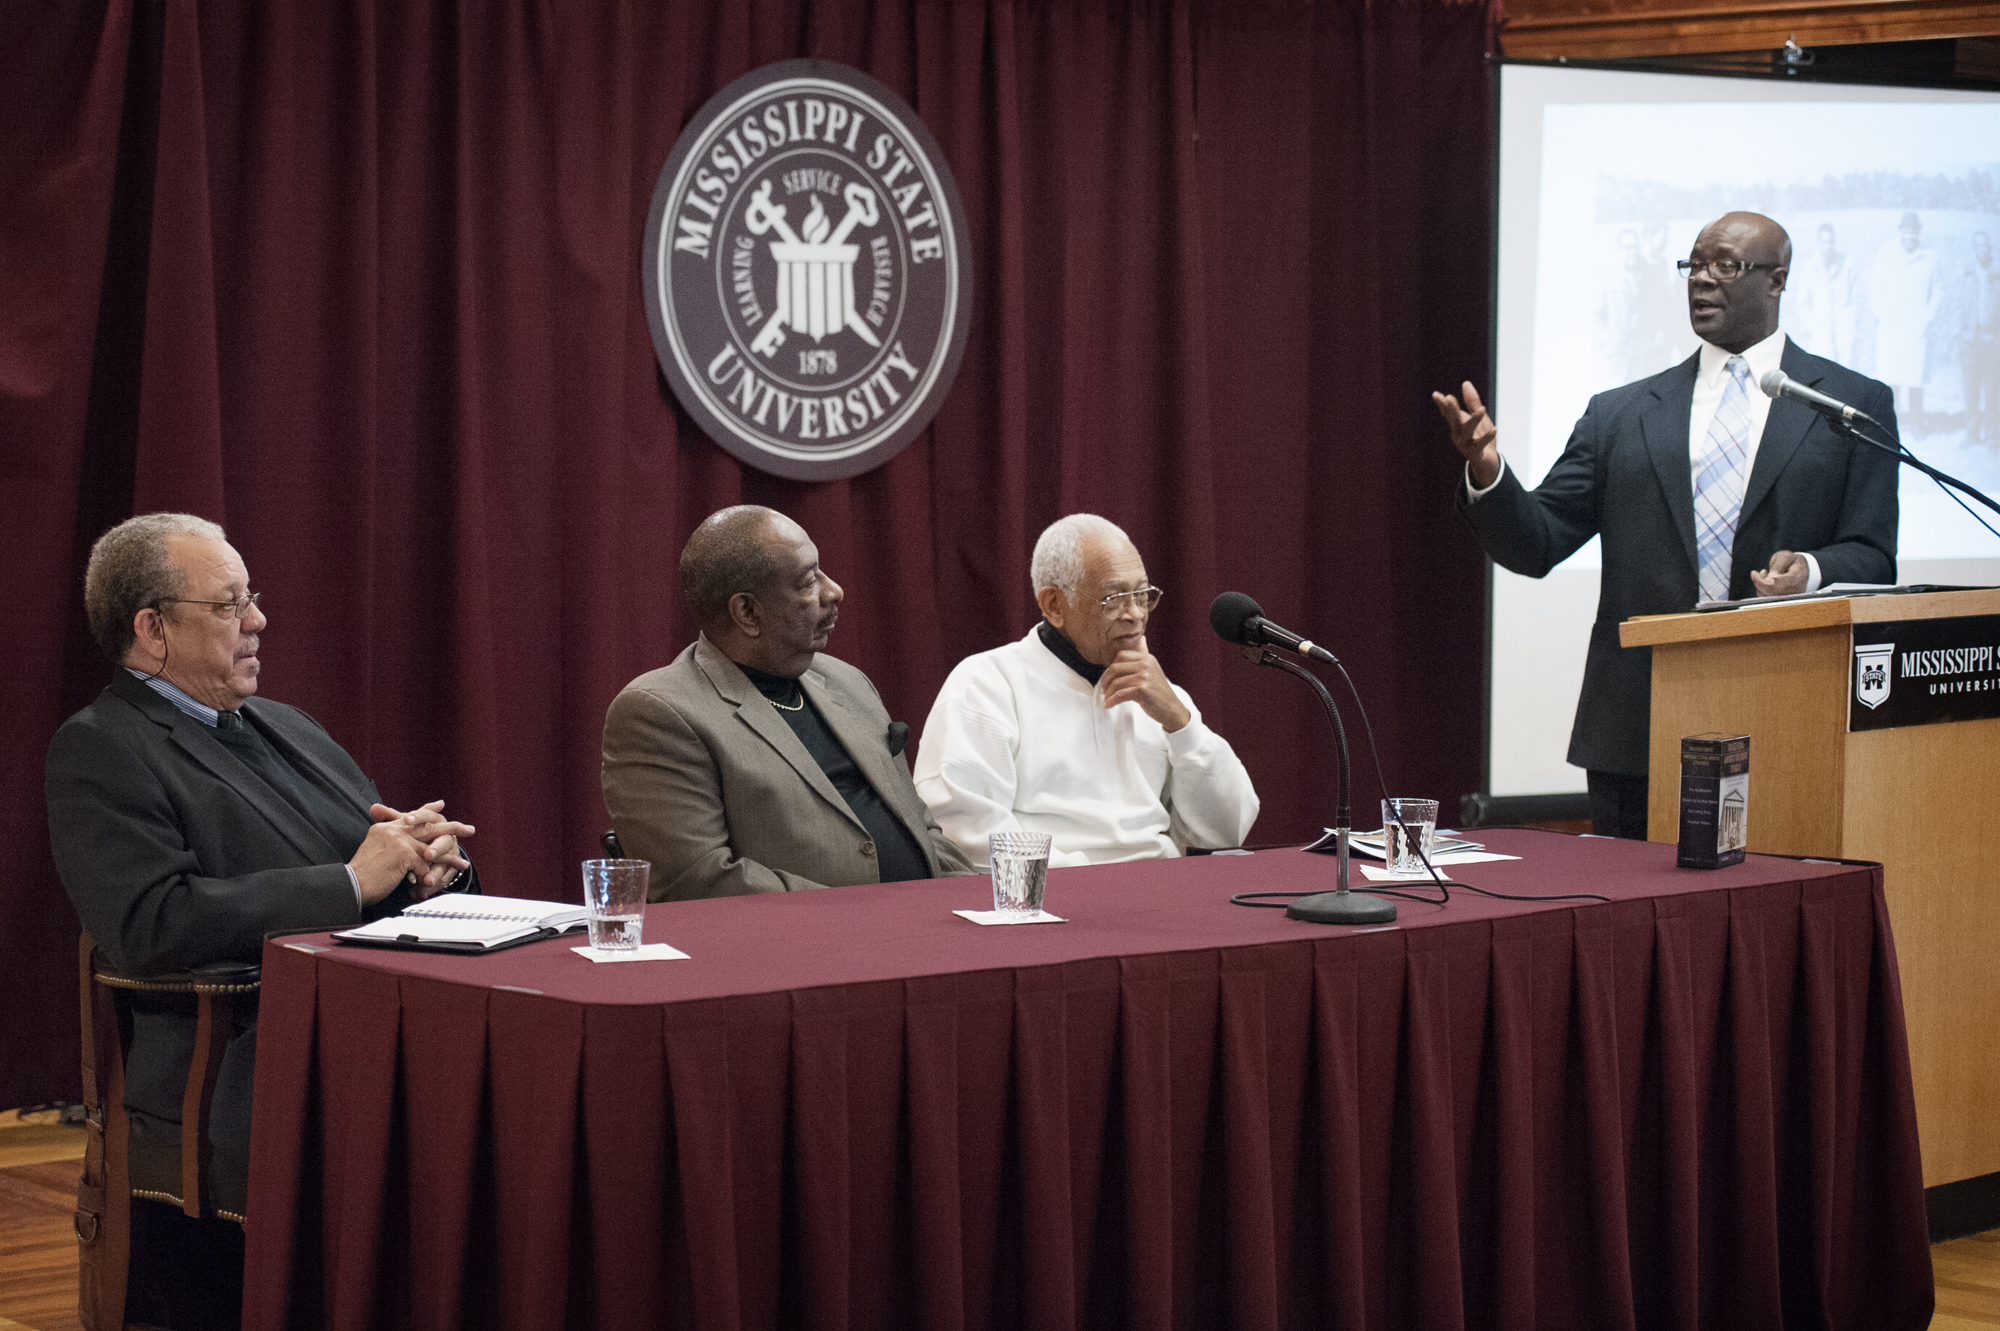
[76,934,260,1331]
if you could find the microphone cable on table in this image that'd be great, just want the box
[1224,611,1610,912]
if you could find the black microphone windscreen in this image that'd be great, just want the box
[1210,591,1264,645]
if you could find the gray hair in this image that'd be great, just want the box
[680,505,792,627]
[84,513,227,662]
[1031,514,1128,598]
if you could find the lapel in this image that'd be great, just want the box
[111,673,339,864]
[1739,339,1820,527]
[694,636,865,834]
[244,699,377,816]
[1642,352,1701,575]
[803,667,927,845]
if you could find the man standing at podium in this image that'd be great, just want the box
[1432,212,1899,838]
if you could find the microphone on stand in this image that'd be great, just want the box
[1211,592,1394,925]
[1209,591,1339,664]
[1757,369,1885,428]
[1757,371,2000,531]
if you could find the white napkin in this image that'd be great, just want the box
[1357,852,1520,882]
[572,942,691,962]
[953,909,1067,925]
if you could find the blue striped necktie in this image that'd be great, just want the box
[1693,357,1752,603]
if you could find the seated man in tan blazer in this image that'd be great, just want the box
[603,505,973,900]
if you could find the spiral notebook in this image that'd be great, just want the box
[333,893,590,953]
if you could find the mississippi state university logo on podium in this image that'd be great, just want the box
[642,60,973,481]
[1853,641,1894,710]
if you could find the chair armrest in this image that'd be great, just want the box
[89,956,261,996]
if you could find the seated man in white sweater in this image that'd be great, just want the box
[915,514,1260,867]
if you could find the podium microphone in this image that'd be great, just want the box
[1756,372,2000,533]
[1210,592,1394,925]
[1758,369,1884,429]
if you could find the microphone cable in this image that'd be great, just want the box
[1762,371,2000,542]
[1860,420,2000,544]
[1810,406,2000,543]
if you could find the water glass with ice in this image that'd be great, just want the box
[989,831,1053,916]
[581,858,650,950]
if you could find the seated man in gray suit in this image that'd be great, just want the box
[46,512,474,1328]
[603,506,972,900]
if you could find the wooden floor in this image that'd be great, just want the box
[0,1110,87,1331]
[1,1108,1996,1329]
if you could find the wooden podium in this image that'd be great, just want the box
[1622,588,2000,1189]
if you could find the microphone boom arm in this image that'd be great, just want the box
[1834,417,2000,523]
[1247,645,1350,843]
[1240,646,1395,924]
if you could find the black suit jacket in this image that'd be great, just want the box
[45,671,472,1170]
[1462,339,1898,775]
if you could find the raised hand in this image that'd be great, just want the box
[1431,380,1502,488]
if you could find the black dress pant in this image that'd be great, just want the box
[128,1199,243,1331]
[1586,769,1651,840]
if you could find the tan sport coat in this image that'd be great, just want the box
[602,634,973,901]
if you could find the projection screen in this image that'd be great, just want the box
[1488,61,2000,799]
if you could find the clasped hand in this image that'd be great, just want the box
[349,799,477,905]
[1100,635,1191,733]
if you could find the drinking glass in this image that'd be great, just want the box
[581,858,650,950]
[1381,799,1439,873]
[988,832,1052,916]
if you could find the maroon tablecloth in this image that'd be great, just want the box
[242,830,1932,1330]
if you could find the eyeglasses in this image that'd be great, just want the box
[155,592,262,620]
[1676,259,1775,281]
[1097,585,1164,614]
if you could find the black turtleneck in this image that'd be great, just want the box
[1037,620,1104,685]
[736,664,931,884]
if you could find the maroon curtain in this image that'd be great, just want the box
[0,0,1496,1107]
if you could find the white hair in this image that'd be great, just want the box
[1030,514,1128,597]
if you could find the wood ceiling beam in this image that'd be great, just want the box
[1501,0,2000,60]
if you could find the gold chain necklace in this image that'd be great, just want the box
[768,686,805,712]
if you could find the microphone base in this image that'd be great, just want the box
[1286,890,1397,925]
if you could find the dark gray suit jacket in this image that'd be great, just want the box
[45,671,464,1167]
[602,635,974,901]
[1463,340,1899,775]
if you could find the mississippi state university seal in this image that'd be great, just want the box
[642,60,973,481]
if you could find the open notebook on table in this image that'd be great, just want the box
[332,892,591,953]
